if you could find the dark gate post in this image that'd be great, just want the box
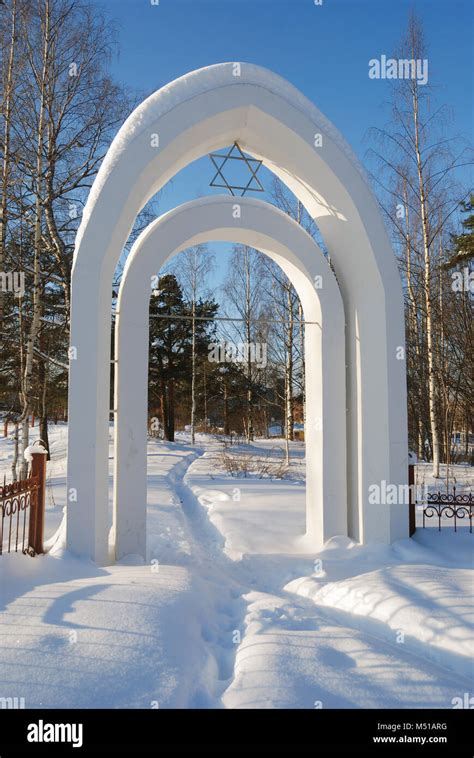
[408,463,416,537]
[28,447,47,554]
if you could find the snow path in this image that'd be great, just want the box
[155,445,249,702]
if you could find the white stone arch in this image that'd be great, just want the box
[67,63,408,564]
[113,196,346,560]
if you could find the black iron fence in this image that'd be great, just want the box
[408,463,473,534]
[422,490,473,532]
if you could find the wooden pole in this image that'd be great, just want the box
[28,448,47,554]
[408,463,416,537]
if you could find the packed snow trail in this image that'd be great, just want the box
[158,448,249,702]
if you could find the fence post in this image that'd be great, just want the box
[408,462,416,537]
[28,446,48,555]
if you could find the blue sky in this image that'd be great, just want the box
[97,0,473,292]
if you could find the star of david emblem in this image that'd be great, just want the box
[208,142,264,197]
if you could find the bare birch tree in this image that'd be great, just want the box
[367,11,473,475]
[172,244,213,444]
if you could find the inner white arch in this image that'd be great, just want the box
[113,196,347,560]
[67,63,408,564]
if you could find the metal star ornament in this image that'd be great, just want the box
[208,142,264,197]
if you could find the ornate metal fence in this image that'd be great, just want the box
[408,463,473,534]
[422,490,473,532]
[0,448,47,556]
[0,476,39,555]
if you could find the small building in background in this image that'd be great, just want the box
[293,422,305,441]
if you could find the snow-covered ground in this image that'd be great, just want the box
[0,424,472,709]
